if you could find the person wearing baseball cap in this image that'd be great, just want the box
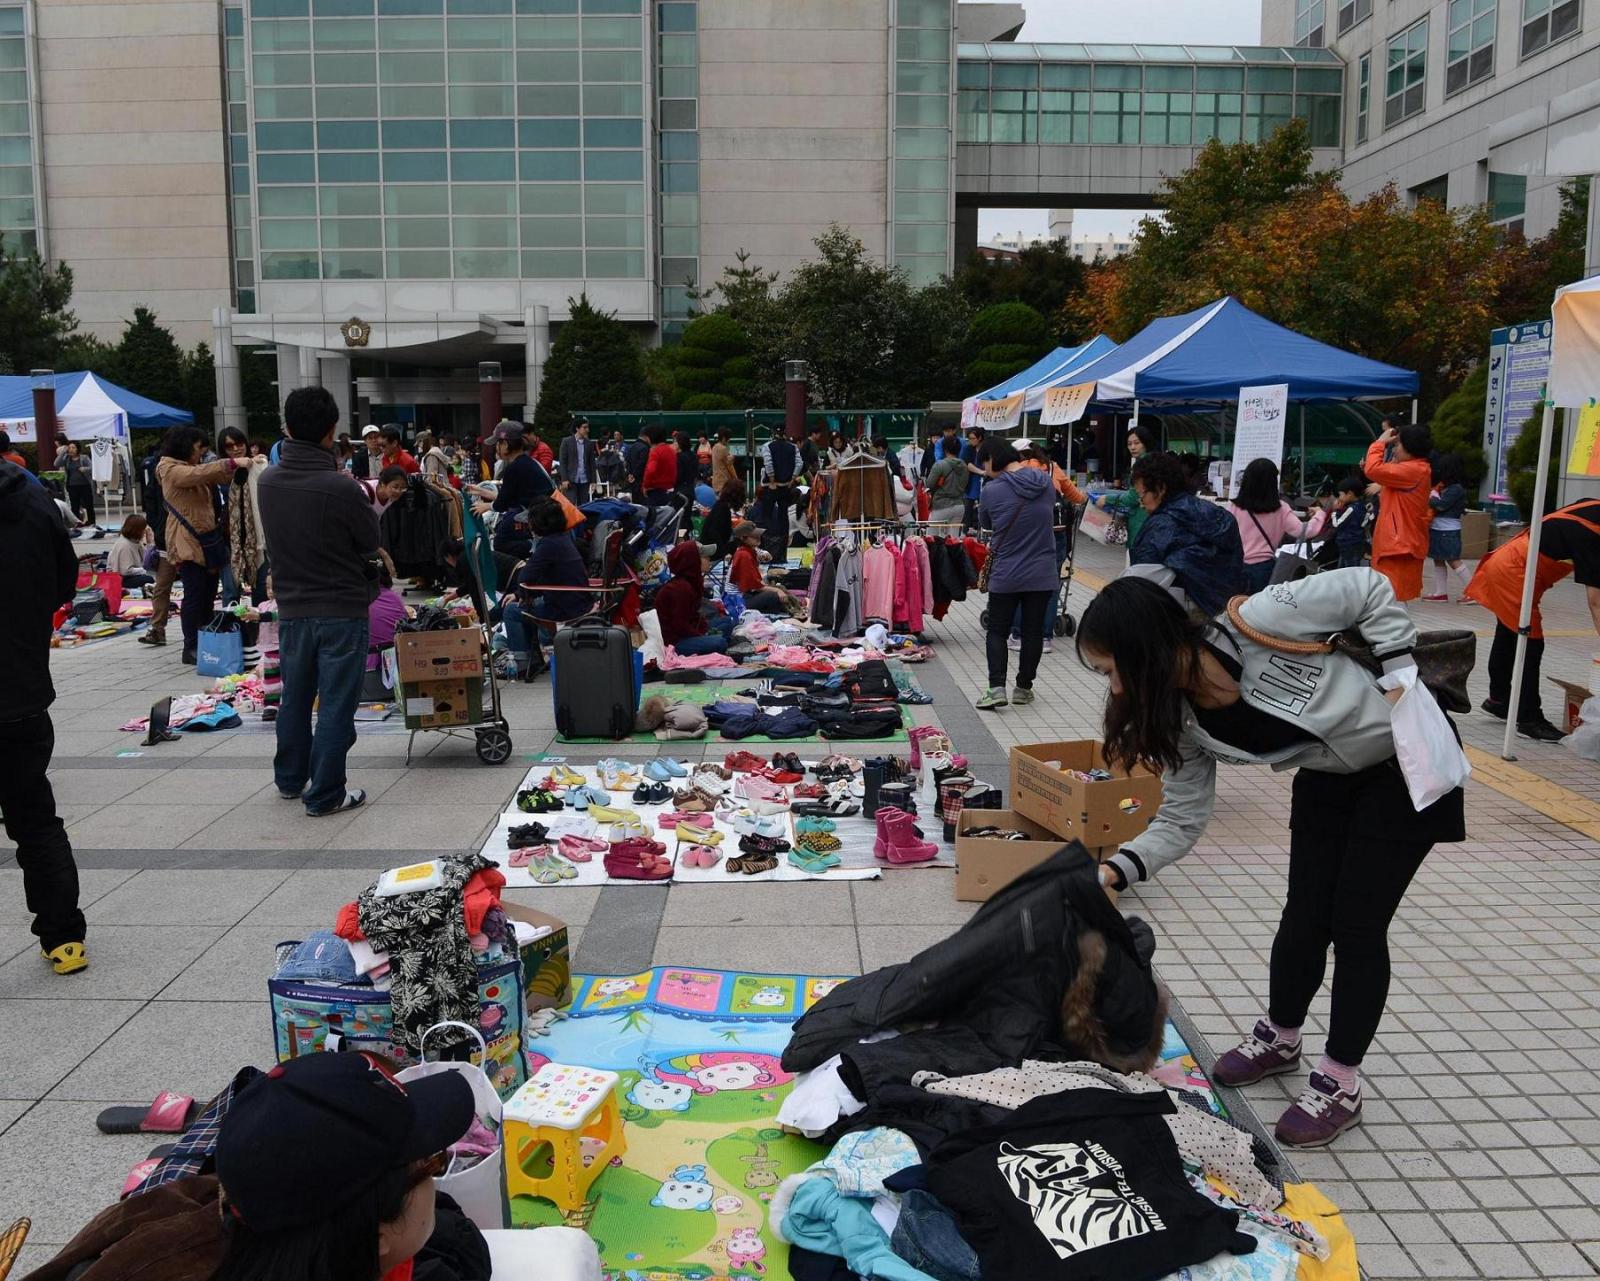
[353,423,383,479]
[727,520,794,616]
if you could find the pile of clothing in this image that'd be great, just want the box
[770,848,1334,1281]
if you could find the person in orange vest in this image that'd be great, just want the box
[1363,419,1434,603]
[1464,496,1600,742]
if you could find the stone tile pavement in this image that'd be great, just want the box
[5,543,1600,1278]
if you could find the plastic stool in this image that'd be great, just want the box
[503,1063,626,1212]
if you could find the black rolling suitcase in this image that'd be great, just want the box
[552,620,637,740]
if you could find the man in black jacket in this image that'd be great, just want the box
[0,459,88,974]
[258,387,381,818]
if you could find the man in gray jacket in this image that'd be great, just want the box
[258,387,381,817]
[558,418,598,506]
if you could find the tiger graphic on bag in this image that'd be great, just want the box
[997,1139,1165,1258]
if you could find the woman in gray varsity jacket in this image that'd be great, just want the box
[1076,568,1465,1149]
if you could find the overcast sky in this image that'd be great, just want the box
[974,0,1263,242]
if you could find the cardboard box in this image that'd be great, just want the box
[1459,509,1491,561]
[401,678,483,729]
[1492,521,1528,550]
[501,902,572,1011]
[396,629,484,682]
[1550,677,1592,735]
[954,809,1113,902]
[1009,741,1163,847]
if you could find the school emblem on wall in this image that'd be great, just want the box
[340,317,372,348]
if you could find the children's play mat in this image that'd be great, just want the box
[512,968,1355,1281]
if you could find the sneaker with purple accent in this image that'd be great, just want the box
[1274,1071,1363,1148]
[1211,1020,1302,1087]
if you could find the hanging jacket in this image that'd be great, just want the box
[1129,490,1245,617]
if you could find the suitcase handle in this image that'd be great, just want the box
[566,630,612,652]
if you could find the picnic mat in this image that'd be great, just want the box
[510,968,1348,1280]
[479,766,919,886]
[556,682,910,747]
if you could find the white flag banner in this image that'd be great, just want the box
[1230,383,1288,491]
[1040,382,1095,426]
[973,392,1024,430]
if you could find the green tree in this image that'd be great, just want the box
[54,330,117,376]
[183,342,216,431]
[534,293,652,432]
[0,247,78,375]
[656,312,755,410]
[240,344,282,437]
[891,276,975,406]
[1505,406,1564,520]
[963,301,1050,388]
[112,307,186,411]
[1427,359,1489,486]
[952,239,1088,342]
[1495,176,1591,326]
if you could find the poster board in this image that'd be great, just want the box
[1228,383,1288,491]
[1481,321,1552,497]
[972,392,1024,430]
[1040,382,1095,426]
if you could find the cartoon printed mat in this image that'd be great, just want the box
[557,682,910,746]
[509,968,1251,1281]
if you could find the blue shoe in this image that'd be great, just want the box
[658,757,688,778]
[567,787,589,811]
[580,783,610,806]
[645,760,673,783]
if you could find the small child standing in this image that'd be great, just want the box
[1424,453,1470,601]
[1326,475,1371,569]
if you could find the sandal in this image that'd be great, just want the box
[793,796,860,817]
[515,788,564,814]
[508,821,550,847]
[97,1091,196,1135]
[726,852,778,876]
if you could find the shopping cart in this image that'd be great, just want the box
[978,500,1086,638]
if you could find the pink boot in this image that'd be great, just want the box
[877,808,937,864]
[873,806,926,858]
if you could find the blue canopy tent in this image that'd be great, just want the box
[961,335,1120,427]
[0,371,195,443]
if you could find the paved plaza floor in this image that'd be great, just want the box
[5,538,1600,1279]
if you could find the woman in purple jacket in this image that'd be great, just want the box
[975,437,1060,711]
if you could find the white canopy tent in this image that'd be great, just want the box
[1502,273,1600,757]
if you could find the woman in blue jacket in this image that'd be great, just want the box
[974,438,1059,711]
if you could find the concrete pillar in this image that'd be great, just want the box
[319,354,353,434]
[953,202,979,266]
[275,344,302,418]
[211,306,246,438]
[524,305,551,414]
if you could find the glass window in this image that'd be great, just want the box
[1246,65,1295,91]
[522,248,584,276]
[521,182,582,213]
[660,161,697,191]
[318,119,379,148]
[315,0,370,14]
[0,168,29,199]
[451,150,516,179]
[448,50,513,79]
[454,248,517,276]
[1196,66,1244,91]
[518,83,581,113]
[1337,0,1372,33]
[897,28,946,61]
[660,256,696,285]
[519,0,577,11]
[259,185,318,215]
[314,51,376,81]
[1037,88,1088,142]
[227,103,249,133]
[256,120,315,150]
[660,192,696,224]
[386,184,450,213]
[897,94,946,126]
[319,151,380,181]
[387,249,452,277]
[454,216,516,247]
[1294,0,1325,46]
[253,19,312,49]
[582,16,639,45]
[448,0,514,10]
[990,63,1037,88]
[516,15,578,44]
[657,97,695,129]
[894,158,946,190]
[582,0,638,11]
[378,50,443,80]
[893,222,945,256]
[383,149,449,180]
[321,184,382,214]
[225,38,245,71]
[382,117,447,146]
[252,0,311,16]
[448,14,513,43]
[894,190,946,221]
[233,224,253,258]
[321,218,383,248]
[317,84,379,115]
[230,133,250,164]
[314,17,375,47]
[1090,90,1140,143]
[956,61,988,90]
[658,3,694,32]
[1447,0,1495,93]
[956,88,987,142]
[450,118,515,147]
[585,149,643,180]
[260,217,319,249]
[1244,92,1293,140]
[585,183,642,214]
[382,83,446,113]
[389,217,454,249]
[225,7,245,35]
[896,61,949,94]
[378,16,443,46]
[1356,52,1370,143]
[586,249,644,277]
[1093,64,1140,90]
[1521,0,1580,57]
[897,256,945,288]
[237,289,257,311]
[454,183,517,214]
[451,83,515,114]
[519,149,581,179]
[658,67,695,96]
[660,131,696,160]
[256,152,318,182]
[1488,170,1527,221]
[322,250,383,278]
[1144,91,1193,145]
[1385,17,1428,126]
[582,49,640,78]
[254,52,312,83]
[523,50,572,79]
[519,117,580,145]
[1194,92,1242,143]
[1294,93,1340,145]
[659,223,697,254]
[585,215,643,246]
[380,0,443,12]
[1039,64,1089,90]
[1146,66,1193,91]
[520,215,582,245]
[897,0,949,26]
[262,251,321,279]
[583,117,641,146]
[989,89,1035,142]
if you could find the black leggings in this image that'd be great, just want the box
[1488,620,1544,718]
[176,562,219,652]
[1270,767,1433,1066]
[985,589,1050,690]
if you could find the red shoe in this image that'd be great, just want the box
[1421,594,1448,602]
[724,751,766,774]
[793,782,826,799]
[761,768,805,785]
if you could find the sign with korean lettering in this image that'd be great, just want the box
[1229,383,1288,491]
[1481,320,1552,496]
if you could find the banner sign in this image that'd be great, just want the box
[1482,320,1552,497]
[1229,383,1288,491]
[1040,382,1095,426]
[973,392,1024,430]
[1563,402,1600,476]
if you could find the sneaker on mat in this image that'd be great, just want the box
[1518,717,1566,742]
[975,687,1008,711]
[1211,1019,1303,1087]
[1274,1072,1362,1148]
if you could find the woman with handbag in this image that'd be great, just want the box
[974,437,1058,711]
[156,426,259,665]
[1076,569,1465,1148]
[1229,458,1329,592]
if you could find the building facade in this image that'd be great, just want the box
[1261,0,1599,238]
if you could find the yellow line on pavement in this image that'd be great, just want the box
[1462,745,1600,842]
[1075,567,1109,593]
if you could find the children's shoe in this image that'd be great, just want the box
[1012,687,1035,706]
[793,782,826,799]
[644,759,675,783]
[728,810,786,839]
[793,796,859,818]
[671,787,718,812]
[691,769,731,795]
[558,834,606,863]
[680,843,721,869]
[515,788,564,814]
[606,819,649,844]
[788,847,839,874]
[659,811,714,830]
[879,812,937,864]
[975,687,1009,711]
[1274,1072,1363,1148]
[797,830,842,854]
[761,767,806,785]
[657,757,689,777]
[1211,1020,1304,1087]
[794,816,836,834]
[508,822,550,847]
[724,750,767,773]
[507,844,546,869]
[676,822,723,845]
[632,780,673,805]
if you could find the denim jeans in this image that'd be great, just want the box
[501,600,555,663]
[275,616,370,814]
[890,1189,979,1281]
[674,632,728,656]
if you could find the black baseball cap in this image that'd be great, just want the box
[216,1052,474,1231]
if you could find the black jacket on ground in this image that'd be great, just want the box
[257,440,381,621]
[782,846,1164,1103]
[0,460,79,721]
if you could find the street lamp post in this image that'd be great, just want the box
[31,369,57,470]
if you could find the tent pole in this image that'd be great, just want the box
[1502,395,1557,760]
[1299,404,1306,495]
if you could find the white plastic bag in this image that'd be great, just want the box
[1378,667,1472,810]
[397,1021,506,1231]
[1566,696,1600,761]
